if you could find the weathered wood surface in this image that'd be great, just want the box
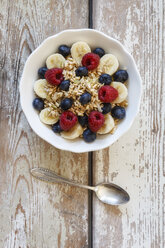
[93,0,165,247]
[0,0,89,247]
[0,0,165,247]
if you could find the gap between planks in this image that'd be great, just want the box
[88,1,93,248]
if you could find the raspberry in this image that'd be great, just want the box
[45,68,64,86]
[88,111,105,132]
[60,111,77,131]
[98,85,118,103]
[82,53,100,70]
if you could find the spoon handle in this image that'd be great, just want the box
[30,167,95,191]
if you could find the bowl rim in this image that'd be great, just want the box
[19,28,142,153]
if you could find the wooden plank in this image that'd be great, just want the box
[93,0,165,247]
[0,0,89,247]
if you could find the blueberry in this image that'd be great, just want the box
[59,80,70,91]
[113,70,128,83]
[99,74,112,85]
[111,106,126,119]
[38,67,48,79]
[102,103,111,114]
[83,129,96,142]
[58,45,70,57]
[32,98,44,111]
[93,47,105,58]
[80,92,91,105]
[75,67,88,77]
[60,98,73,110]
[78,115,88,127]
[52,121,62,133]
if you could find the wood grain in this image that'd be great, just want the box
[1,0,165,247]
[0,0,89,247]
[93,0,165,247]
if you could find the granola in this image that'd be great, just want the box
[32,42,128,142]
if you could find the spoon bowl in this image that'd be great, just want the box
[95,183,130,205]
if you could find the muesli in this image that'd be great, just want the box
[32,42,128,142]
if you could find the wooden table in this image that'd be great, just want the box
[0,0,164,247]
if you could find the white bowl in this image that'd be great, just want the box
[20,29,142,153]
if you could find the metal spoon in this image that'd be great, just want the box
[30,167,130,205]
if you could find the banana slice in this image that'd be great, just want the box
[71,41,91,64]
[98,54,119,75]
[34,79,48,99]
[39,108,59,125]
[111,81,128,103]
[46,53,65,69]
[61,123,83,140]
[97,114,115,134]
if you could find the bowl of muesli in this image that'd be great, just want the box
[20,29,142,153]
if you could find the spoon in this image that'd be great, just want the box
[30,167,130,205]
